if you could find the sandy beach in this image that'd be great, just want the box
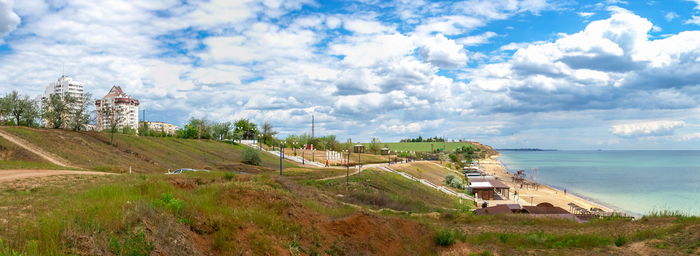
[479,157,614,213]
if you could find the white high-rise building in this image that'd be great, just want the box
[95,86,140,132]
[40,75,86,128]
[43,75,85,99]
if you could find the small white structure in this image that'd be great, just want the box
[326,151,342,160]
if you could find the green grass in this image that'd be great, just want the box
[303,169,464,213]
[360,142,477,152]
[0,160,68,170]
[0,127,292,173]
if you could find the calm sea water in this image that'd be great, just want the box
[498,150,700,216]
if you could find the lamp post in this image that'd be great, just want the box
[357,151,361,172]
[279,143,284,176]
[345,150,350,185]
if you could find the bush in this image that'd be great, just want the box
[435,229,457,246]
[445,175,456,185]
[242,148,262,166]
[615,236,626,247]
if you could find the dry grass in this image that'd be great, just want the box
[0,127,292,173]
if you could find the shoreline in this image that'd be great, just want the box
[496,156,627,214]
[480,156,623,215]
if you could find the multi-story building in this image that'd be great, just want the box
[140,121,179,135]
[43,75,85,99]
[95,86,139,132]
[40,75,85,128]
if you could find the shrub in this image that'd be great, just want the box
[615,236,626,247]
[445,175,456,185]
[242,148,262,166]
[108,230,154,256]
[435,229,457,246]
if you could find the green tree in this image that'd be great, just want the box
[209,121,232,141]
[2,91,37,126]
[187,118,207,139]
[260,122,278,146]
[42,93,73,129]
[368,138,381,154]
[233,119,258,140]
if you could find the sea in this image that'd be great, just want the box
[498,150,700,216]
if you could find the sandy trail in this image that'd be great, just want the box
[0,169,113,183]
[479,158,613,212]
[0,129,76,168]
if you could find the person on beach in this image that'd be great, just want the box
[564,189,567,195]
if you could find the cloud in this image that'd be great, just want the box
[665,12,679,21]
[0,0,20,42]
[463,8,700,114]
[418,33,468,68]
[457,31,497,46]
[577,12,595,18]
[610,120,685,137]
[685,16,700,26]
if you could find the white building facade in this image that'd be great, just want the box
[40,75,86,128]
[43,75,85,99]
[140,121,179,135]
[95,86,139,132]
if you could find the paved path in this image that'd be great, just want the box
[0,129,76,168]
[0,169,113,183]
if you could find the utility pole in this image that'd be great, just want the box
[302,149,305,165]
[346,150,350,185]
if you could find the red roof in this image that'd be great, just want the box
[522,206,570,214]
[473,205,514,215]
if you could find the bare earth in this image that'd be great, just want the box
[0,170,113,183]
[480,157,613,212]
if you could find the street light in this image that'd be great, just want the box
[279,143,284,176]
[344,149,350,185]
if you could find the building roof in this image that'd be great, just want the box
[469,182,494,188]
[522,206,570,214]
[473,204,513,215]
[469,178,509,189]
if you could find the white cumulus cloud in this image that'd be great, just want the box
[610,120,685,137]
[0,0,20,42]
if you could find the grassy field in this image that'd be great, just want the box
[391,162,463,190]
[360,142,477,152]
[303,169,469,213]
[0,127,293,173]
[0,171,442,255]
[2,127,700,255]
[0,136,67,170]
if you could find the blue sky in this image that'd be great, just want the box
[1,0,700,149]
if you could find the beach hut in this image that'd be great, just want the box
[468,179,510,200]
[380,147,390,155]
[353,144,365,153]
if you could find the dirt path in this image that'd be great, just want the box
[0,169,113,183]
[0,129,76,168]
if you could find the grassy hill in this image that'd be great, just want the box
[0,127,292,173]
[1,127,699,255]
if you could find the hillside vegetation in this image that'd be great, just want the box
[0,127,291,173]
[1,128,699,255]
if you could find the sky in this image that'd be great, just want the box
[0,0,700,150]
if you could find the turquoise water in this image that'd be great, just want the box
[498,151,700,216]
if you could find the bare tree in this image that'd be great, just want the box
[68,93,92,131]
[99,103,125,145]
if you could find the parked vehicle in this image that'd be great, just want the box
[165,168,210,175]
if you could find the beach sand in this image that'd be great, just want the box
[478,157,613,213]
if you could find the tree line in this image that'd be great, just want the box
[0,90,92,130]
[399,136,446,143]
